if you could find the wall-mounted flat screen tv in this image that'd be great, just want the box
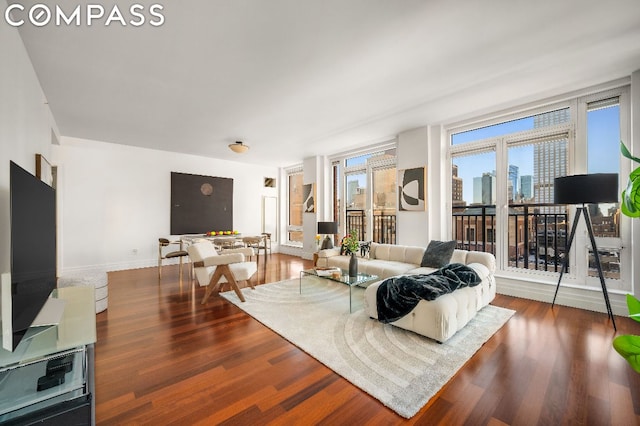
[1,161,57,351]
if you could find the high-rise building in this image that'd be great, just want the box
[520,175,533,200]
[347,180,360,207]
[372,166,396,212]
[473,176,482,204]
[472,172,497,205]
[481,172,496,204]
[533,139,567,204]
[508,164,519,201]
[533,109,569,205]
[452,164,465,207]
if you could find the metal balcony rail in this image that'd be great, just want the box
[452,203,569,272]
[345,210,396,244]
[344,203,616,275]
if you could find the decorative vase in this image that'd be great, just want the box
[349,252,358,277]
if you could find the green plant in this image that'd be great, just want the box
[615,142,640,373]
[612,294,640,373]
[620,142,640,216]
[341,231,360,255]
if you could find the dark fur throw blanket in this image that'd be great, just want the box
[376,263,481,323]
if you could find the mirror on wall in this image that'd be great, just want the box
[263,196,277,242]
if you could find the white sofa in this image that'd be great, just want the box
[317,243,496,342]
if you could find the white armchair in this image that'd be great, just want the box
[187,241,258,304]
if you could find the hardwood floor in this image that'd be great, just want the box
[95,254,640,425]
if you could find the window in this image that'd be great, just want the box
[451,149,496,253]
[587,97,620,238]
[331,161,340,225]
[448,86,630,292]
[586,97,622,280]
[345,170,367,239]
[451,108,572,272]
[335,146,397,243]
[452,108,570,145]
[286,169,303,245]
[507,133,569,272]
[372,165,397,243]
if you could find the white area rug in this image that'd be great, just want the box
[220,277,514,418]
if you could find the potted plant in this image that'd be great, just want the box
[340,232,360,255]
[612,294,640,373]
[614,141,640,373]
[341,231,360,277]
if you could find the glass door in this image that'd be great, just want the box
[371,164,396,243]
[336,148,397,243]
[345,171,367,241]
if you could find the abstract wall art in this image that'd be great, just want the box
[170,172,233,234]
[302,183,315,213]
[398,167,426,211]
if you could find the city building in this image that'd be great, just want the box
[508,164,519,201]
[520,175,533,200]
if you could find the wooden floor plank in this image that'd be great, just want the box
[95,254,640,425]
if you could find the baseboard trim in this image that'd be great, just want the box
[60,259,158,275]
[497,276,628,316]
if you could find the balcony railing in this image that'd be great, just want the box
[341,203,617,276]
[452,203,569,272]
[345,210,396,244]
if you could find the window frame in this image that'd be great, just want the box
[445,84,631,293]
[576,87,630,291]
[285,166,304,247]
[329,142,397,241]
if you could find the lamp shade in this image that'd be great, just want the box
[554,174,618,204]
[317,221,338,234]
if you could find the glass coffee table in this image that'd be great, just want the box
[299,268,379,312]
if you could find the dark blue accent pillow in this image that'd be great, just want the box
[420,240,456,268]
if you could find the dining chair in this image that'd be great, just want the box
[242,236,263,261]
[158,238,189,281]
[213,236,244,251]
[261,232,272,256]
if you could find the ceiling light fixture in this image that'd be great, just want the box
[228,141,249,154]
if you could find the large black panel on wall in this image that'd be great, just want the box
[170,172,233,234]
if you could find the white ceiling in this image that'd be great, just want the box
[14,0,640,167]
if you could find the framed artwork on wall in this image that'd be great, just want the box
[170,172,233,234]
[398,167,426,211]
[302,183,315,213]
[35,153,55,188]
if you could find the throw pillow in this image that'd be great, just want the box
[420,240,456,268]
[369,242,379,259]
[359,241,372,258]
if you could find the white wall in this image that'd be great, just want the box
[0,19,58,275]
[53,137,278,273]
[427,125,447,241]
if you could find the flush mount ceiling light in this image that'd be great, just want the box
[228,141,249,154]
